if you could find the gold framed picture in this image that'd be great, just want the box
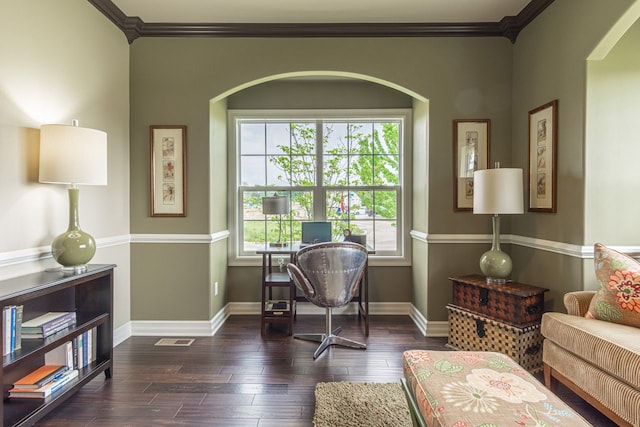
[528,100,558,212]
[150,125,187,217]
[453,119,490,211]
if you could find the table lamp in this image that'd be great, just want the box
[262,193,290,247]
[473,164,523,284]
[39,120,107,272]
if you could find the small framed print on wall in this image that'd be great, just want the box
[453,119,490,211]
[150,125,187,217]
[528,100,558,213]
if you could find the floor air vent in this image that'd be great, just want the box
[154,338,194,347]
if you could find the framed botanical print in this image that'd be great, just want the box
[150,125,187,217]
[528,100,558,212]
[453,119,490,211]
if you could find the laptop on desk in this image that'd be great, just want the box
[300,222,332,248]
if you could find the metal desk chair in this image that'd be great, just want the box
[287,241,368,359]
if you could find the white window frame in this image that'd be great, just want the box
[228,109,412,266]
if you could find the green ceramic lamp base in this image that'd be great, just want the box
[51,187,96,270]
[479,249,512,284]
[479,215,512,284]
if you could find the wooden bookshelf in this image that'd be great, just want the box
[0,264,115,426]
[257,248,296,336]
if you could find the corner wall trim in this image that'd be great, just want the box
[408,304,448,337]
[113,322,131,347]
[409,230,427,243]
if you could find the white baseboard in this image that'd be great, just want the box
[425,321,449,337]
[113,322,131,347]
[409,304,449,337]
[409,304,427,335]
[227,301,411,316]
[120,302,446,339]
[128,305,231,337]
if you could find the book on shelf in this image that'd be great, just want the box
[15,305,23,350]
[13,365,69,389]
[21,322,76,339]
[9,369,79,399]
[265,300,292,315]
[21,312,76,337]
[45,341,74,371]
[3,305,24,355]
[43,327,97,373]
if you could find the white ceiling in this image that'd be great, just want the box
[110,0,533,24]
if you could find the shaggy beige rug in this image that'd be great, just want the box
[313,382,412,427]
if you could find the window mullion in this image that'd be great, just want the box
[315,120,324,220]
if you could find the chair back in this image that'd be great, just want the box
[288,242,368,308]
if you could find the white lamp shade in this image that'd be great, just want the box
[262,195,290,215]
[39,124,108,185]
[473,168,524,214]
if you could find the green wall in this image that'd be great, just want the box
[130,36,513,321]
[510,0,637,309]
[128,1,639,322]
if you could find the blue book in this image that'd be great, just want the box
[10,306,16,351]
[82,331,89,367]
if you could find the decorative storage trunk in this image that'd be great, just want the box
[449,275,548,326]
[447,304,544,373]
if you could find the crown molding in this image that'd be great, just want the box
[88,0,554,44]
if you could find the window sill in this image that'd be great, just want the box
[228,255,411,268]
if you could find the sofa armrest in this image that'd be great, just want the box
[563,291,596,316]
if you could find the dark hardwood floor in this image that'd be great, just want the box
[36,315,617,426]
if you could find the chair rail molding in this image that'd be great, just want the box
[0,234,131,267]
[130,231,230,244]
[0,232,232,267]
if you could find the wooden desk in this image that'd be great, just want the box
[256,243,373,336]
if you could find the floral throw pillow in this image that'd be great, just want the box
[586,243,640,328]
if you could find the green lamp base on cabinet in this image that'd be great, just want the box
[479,249,512,284]
[479,214,512,284]
[51,187,96,272]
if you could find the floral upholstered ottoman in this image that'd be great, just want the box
[401,350,592,427]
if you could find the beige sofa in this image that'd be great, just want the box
[541,291,640,427]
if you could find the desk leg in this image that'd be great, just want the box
[364,260,369,336]
[357,260,370,336]
[288,280,294,335]
[260,253,267,336]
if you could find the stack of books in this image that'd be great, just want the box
[3,305,24,355]
[9,365,78,399]
[265,300,291,316]
[45,329,97,371]
[21,312,76,339]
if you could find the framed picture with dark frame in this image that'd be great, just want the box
[150,125,187,217]
[528,100,558,212]
[453,119,490,211]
